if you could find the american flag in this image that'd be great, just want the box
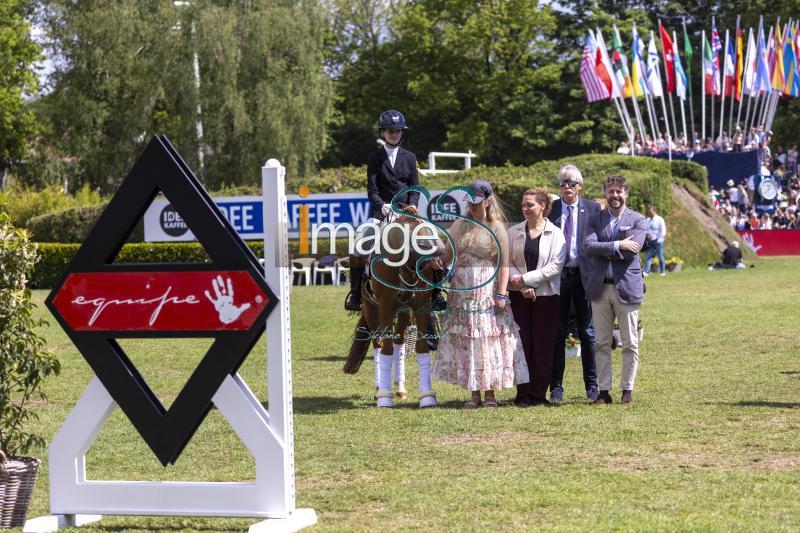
[580,34,611,102]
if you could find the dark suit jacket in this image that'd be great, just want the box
[367,146,420,219]
[582,207,647,304]
[548,197,600,288]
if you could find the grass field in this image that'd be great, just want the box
[22,256,800,531]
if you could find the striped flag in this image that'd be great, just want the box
[735,26,744,101]
[771,22,786,92]
[631,24,649,97]
[724,35,736,95]
[744,29,758,96]
[673,32,688,100]
[756,19,772,94]
[683,23,694,97]
[612,27,634,98]
[703,32,720,95]
[647,34,664,98]
[580,33,611,102]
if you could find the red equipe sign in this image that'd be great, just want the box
[51,271,268,332]
[737,230,800,256]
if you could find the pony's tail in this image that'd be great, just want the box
[343,313,370,374]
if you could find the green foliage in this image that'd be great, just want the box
[0,213,60,456]
[0,0,40,172]
[24,202,145,243]
[37,0,331,192]
[0,184,103,228]
[670,160,708,194]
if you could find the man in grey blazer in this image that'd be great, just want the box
[547,165,601,403]
[583,175,647,404]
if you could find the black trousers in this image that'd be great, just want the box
[551,269,597,391]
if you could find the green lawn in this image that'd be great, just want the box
[22,256,800,531]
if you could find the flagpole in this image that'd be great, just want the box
[659,21,680,139]
[653,30,673,161]
[613,25,646,150]
[757,24,775,129]
[597,29,636,153]
[684,19,697,144]
[702,30,707,141]
[728,17,740,136]
[673,30,688,145]
[589,29,632,148]
[648,92,662,139]
[738,27,753,130]
[719,29,729,142]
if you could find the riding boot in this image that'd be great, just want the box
[430,269,447,312]
[345,257,364,311]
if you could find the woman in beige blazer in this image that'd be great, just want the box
[507,188,567,405]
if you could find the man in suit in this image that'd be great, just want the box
[583,175,647,404]
[547,165,601,403]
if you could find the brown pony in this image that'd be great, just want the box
[343,207,443,408]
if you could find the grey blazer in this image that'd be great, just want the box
[582,207,647,304]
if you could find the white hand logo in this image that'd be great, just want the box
[741,232,762,252]
[204,275,252,324]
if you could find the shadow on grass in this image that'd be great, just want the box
[730,400,800,408]
[271,395,364,414]
[779,370,800,377]
[306,355,345,362]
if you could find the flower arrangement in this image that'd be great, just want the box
[565,333,580,348]
[666,257,684,272]
[565,333,581,359]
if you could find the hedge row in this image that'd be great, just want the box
[24,155,704,242]
[32,239,351,288]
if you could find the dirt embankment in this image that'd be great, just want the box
[672,181,735,253]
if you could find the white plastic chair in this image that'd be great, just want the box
[292,258,315,286]
[336,257,350,286]
[313,257,339,286]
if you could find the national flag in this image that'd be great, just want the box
[703,32,719,95]
[595,30,622,98]
[631,24,649,97]
[735,26,744,101]
[580,33,611,102]
[683,23,694,97]
[712,18,723,53]
[612,26,634,98]
[771,22,786,92]
[647,34,664,98]
[673,31,687,100]
[659,22,675,93]
[756,19,772,93]
[786,23,800,96]
[724,33,736,95]
[744,29,758,96]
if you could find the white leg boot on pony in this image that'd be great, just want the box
[376,354,394,408]
[392,343,408,399]
[417,353,437,408]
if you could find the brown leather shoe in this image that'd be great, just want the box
[593,391,613,404]
[621,391,633,404]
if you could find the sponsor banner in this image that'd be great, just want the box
[51,271,269,331]
[144,191,469,241]
[737,230,800,256]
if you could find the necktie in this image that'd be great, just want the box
[563,205,574,263]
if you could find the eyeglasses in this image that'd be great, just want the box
[559,180,580,188]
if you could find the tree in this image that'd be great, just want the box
[37,0,332,191]
[327,0,625,167]
[0,0,40,174]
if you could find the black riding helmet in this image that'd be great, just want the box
[378,109,408,130]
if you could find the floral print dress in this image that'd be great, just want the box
[432,225,529,391]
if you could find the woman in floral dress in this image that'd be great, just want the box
[432,180,529,408]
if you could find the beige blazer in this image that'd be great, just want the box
[508,220,567,296]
